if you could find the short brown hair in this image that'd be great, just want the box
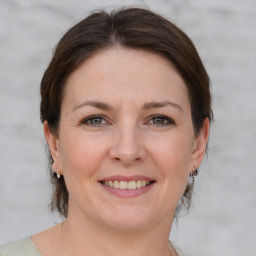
[40,7,213,218]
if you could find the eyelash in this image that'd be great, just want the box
[81,115,109,126]
[80,114,175,127]
[147,114,175,126]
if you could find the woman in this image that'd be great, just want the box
[0,7,212,256]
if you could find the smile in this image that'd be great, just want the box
[102,180,152,190]
[99,176,156,197]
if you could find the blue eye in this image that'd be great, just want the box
[82,115,108,126]
[148,115,174,126]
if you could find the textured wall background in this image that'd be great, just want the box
[0,0,255,255]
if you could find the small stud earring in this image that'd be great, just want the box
[56,169,61,179]
[190,168,198,182]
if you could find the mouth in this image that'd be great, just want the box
[99,176,156,197]
[100,180,155,190]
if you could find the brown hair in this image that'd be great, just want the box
[40,7,213,218]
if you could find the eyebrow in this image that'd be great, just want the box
[142,101,182,111]
[72,101,114,112]
[71,100,182,112]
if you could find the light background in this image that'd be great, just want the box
[0,0,255,255]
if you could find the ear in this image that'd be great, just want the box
[43,121,62,173]
[190,118,210,169]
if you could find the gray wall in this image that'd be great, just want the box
[0,0,255,255]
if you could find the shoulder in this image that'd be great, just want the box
[171,242,195,256]
[0,237,41,256]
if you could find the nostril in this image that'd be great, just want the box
[111,156,142,165]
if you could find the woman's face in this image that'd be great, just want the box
[45,48,208,232]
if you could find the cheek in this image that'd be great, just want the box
[154,136,194,201]
[148,131,194,178]
[58,131,108,178]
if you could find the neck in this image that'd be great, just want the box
[58,208,176,256]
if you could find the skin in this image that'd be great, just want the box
[33,47,209,256]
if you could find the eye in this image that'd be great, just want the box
[81,115,108,126]
[147,115,174,126]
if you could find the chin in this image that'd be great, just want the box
[97,206,163,233]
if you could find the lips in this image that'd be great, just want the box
[102,180,151,189]
[99,175,156,197]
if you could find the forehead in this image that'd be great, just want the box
[63,47,190,110]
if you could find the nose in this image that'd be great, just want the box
[109,124,147,166]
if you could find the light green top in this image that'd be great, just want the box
[0,237,193,256]
[0,238,41,256]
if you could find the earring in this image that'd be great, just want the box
[56,169,61,179]
[190,168,198,182]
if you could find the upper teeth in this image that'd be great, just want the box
[103,180,151,190]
